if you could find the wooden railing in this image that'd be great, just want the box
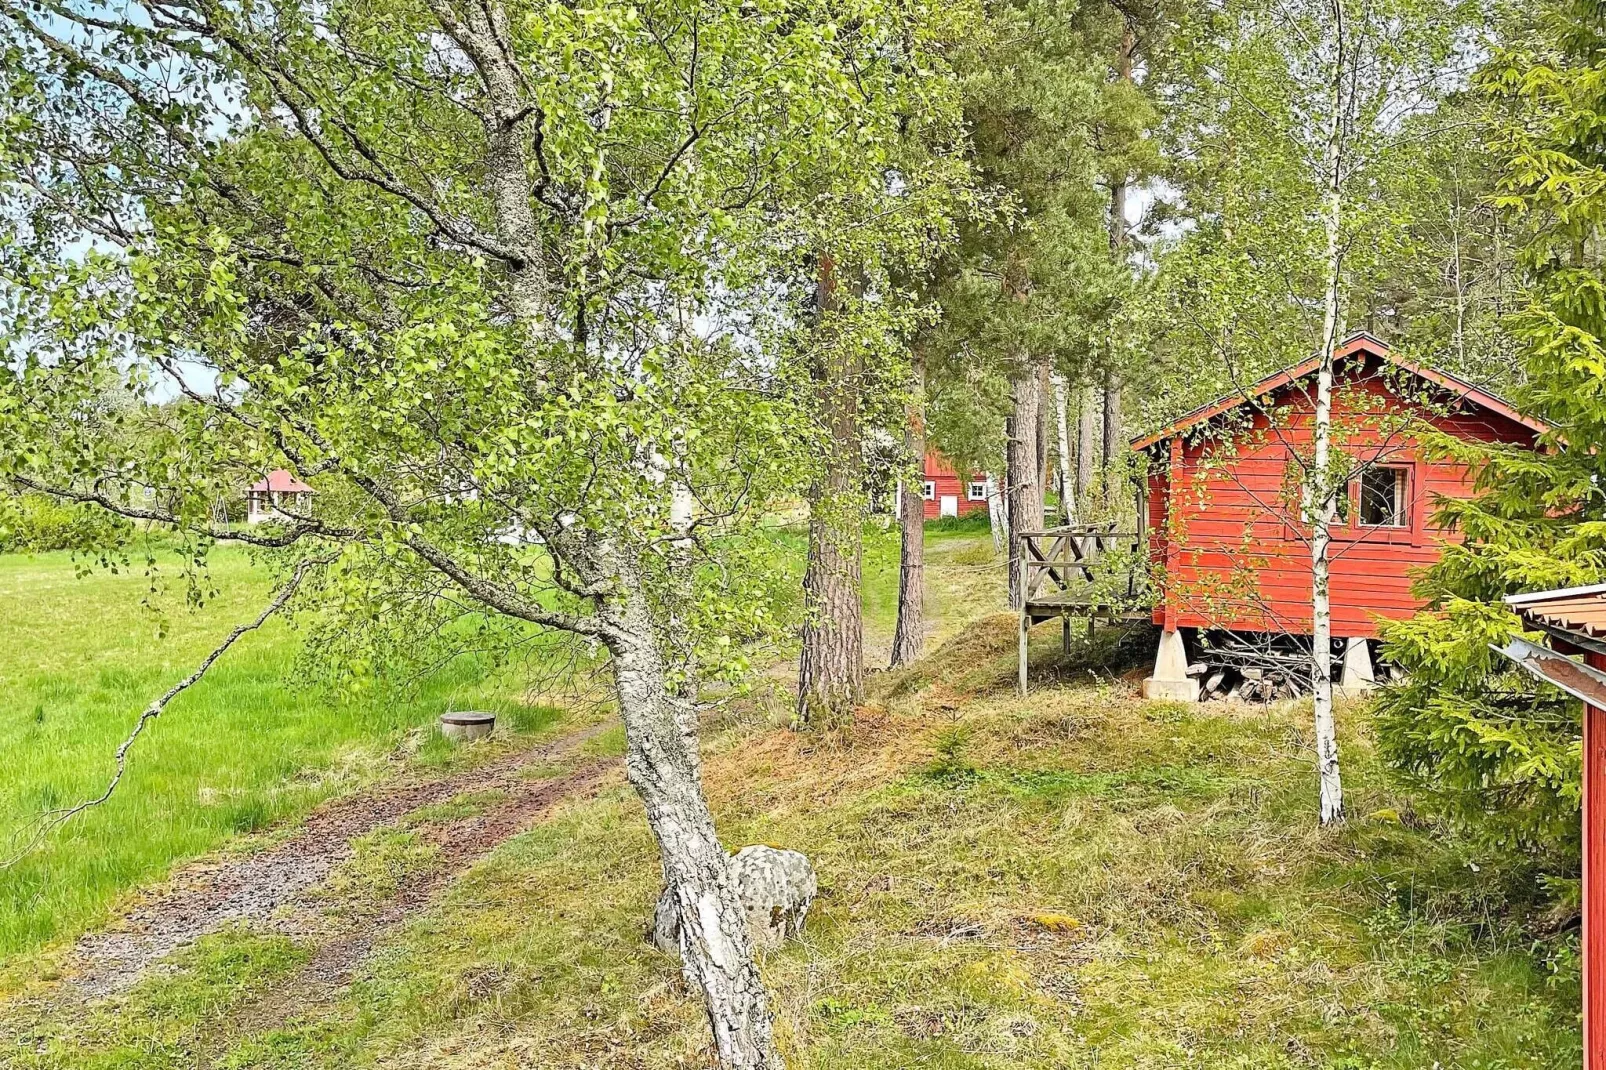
[1017,522,1151,696]
[1020,523,1147,607]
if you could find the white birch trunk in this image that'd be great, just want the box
[1052,372,1077,524]
[471,15,785,1054]
[599,557,783,1069]
[1311,3,1347,828]
[986,473,1007,554]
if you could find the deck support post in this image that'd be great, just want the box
[1062,615,1072,656]
[1335,637,1376,699]
[1141,628,1197,702]
[1019,604,1030,698]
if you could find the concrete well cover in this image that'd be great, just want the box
[441,712,496,726]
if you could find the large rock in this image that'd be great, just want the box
[650,845,817,956]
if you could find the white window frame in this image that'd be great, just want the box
[921,481,937,501]
[967,481,987,502]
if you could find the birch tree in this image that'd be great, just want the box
[0,1,968,1064]
[1155,0,1479,824]
[1376,0,1606,855]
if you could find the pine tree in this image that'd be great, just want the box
[1376,0,1606,852]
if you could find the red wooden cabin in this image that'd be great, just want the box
[246,468,315,524]
[1132,332,1544,699]
[919,452,989,520]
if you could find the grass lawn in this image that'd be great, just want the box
[0,520,992,965]
[0,547,558,960]
[0,524,1582,1069]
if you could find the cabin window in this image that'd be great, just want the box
[922,481,937,501]
[1358,466,1409,528]
[967,481,987,501]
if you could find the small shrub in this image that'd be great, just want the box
[925,722,979,784]
[0,493,130,554]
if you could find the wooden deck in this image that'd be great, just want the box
[1018,524,1150,695]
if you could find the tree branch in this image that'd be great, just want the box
[0,556,328,870]
[11,475,354,547]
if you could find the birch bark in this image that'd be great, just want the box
[598,554,783,1069]
[469,6,787,1055]
[1310,0,1347,827]
[986,473,1007,554]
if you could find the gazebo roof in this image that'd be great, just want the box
[250,469,314,494]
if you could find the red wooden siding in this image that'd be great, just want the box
[1144,349,1540,638]
[1588,657,1606,1070]
[922,452,989,520]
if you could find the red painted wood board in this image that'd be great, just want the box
[1144,351,1542,638]
[921,452,988,519]
[1589,651,1606,1070]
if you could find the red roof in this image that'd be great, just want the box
[1130,332,1546,452]
[250,469,314,494]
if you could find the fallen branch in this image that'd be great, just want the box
[0,557,328,871]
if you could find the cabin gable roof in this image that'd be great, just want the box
[1130,332,1546,453]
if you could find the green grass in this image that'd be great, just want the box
[0,526,1582,1068]
[0,548,554,959]
[3,580,1582,1068]
[0,522,994,964]
[860,521,1005,651]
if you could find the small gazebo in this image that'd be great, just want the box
[246,469,315,524]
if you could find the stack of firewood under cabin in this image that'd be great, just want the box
[1189,635,1396,702]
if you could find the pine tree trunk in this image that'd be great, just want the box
[891,351,926,667]
[1006,366,1044,610]
[798,254,864,723]
[1311,16,1346,827]
[1076,383,1097,507]
[1101,367,1123,484]
[599,560,783,1070]
[1102,21,1135,496]
[1036,362,1052,516]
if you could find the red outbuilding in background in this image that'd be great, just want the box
[917,452,989,521]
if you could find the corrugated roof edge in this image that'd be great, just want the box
[1507,584,1606,607]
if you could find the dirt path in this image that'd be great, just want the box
[62,722,618,1002]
